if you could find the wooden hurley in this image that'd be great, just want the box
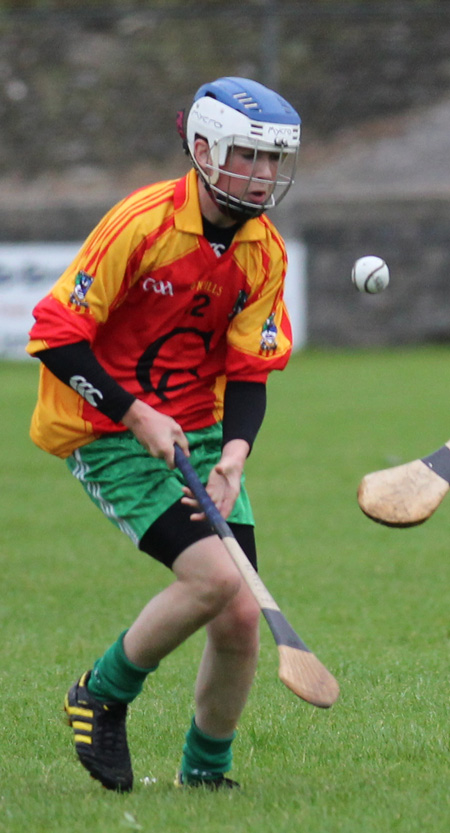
[174,445,339,709]
[357,442,450,527]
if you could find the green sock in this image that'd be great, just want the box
[181,716,236,783]
[87,630,158,703]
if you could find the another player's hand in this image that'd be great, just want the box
[121,399,188,469]
[181,439,250,520]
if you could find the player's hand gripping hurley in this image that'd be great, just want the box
[174,445,339,708]
[358,441,450,527]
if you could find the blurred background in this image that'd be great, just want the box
[1,0,450,354]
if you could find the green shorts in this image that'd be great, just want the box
[66,423,254,547]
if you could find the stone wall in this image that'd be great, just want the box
[298,198,450,346]
[3,2,450,348]
[1,3,450,177]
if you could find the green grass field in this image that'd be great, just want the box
[2,348,450,833]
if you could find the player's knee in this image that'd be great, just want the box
[212,595,261,650]
[194,566,241,618]
[232,601,260,645]
[174,538,242,617]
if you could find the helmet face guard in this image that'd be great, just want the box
[184,77,301,220]
[199,136,298,219]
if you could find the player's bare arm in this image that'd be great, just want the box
[207,438,250,518]
[182,438,249,520]
[121,398,189,469]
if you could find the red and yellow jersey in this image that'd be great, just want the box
[27,169,292,458]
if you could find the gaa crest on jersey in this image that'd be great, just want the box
[260,313,278,352]
[70,270,94,308]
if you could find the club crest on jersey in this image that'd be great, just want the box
[229,289,248,320]
[260,313,278,352]
[70,271,94,308]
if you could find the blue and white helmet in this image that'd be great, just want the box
[185,76,301,219]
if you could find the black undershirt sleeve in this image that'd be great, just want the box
[222,381,267,453]
[34,340,136,424]
[35,343,266,443]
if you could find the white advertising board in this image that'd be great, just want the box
[0,240,306,360]
[0,243,82,359]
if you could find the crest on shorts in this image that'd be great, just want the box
[260,312,278,352]
[70,270,94,308]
